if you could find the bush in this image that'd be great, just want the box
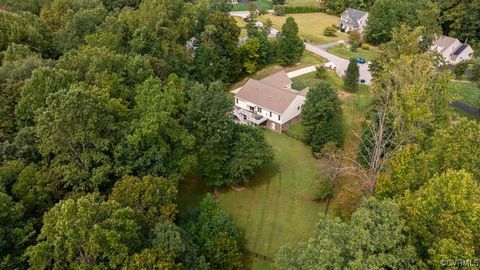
[361,43,370,50]
[272,0,286,4]
[258,8,268,15]
[348,30,361,44]
[323,26,337,37]
[315,65,327,79]
[274,5,285,16]
[351,42,360,52]
[454,60,469,78]
[313,176,334,201]
[284,5,323,14]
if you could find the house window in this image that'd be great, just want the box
[257,107,262,113]
[236,98,238,104]
[278,115,281,121]
[249,106,254,111]
[269,112,272,117]
[297,106,300,110]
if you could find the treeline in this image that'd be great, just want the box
[0,0,304,269]
[321,0,480,49]
[275,25,480,269]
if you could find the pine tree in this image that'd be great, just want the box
[344,59,359,92]
[277,17,304,66]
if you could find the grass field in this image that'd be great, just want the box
[218,132,328,258]
[328,44,382,61]
[451,81,480,109]
[232,0,273,11]
[260,13,348,44]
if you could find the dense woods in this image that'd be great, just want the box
[0,0,283,268]
[1,0,479,269]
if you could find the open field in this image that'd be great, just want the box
[232,0,273,11]
[260,13,348,44]
[217,131,328,258]
[451,81,480,109]
[328,44,382,61]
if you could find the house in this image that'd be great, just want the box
[430,35,474,65]
[232,70,308,132]
[338,8,369,33]
[231,0,249,4]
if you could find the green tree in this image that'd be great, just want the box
[302,82,345,152]
[344,59,359,92]
[36,85,125,191]
[12,164,60,216]
[242,37,261,74]
[109,175,178,228]
[402,170,480,267]
[0,191,34,269]
[276,199,417,269]
[114,76,195,179]
[124,248,178,270]
[187,194,243,270]
[277,17,304,66]
[27,193,141,269]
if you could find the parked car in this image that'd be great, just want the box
[355,57,366,64]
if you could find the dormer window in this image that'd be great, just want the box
[257,107,262,113]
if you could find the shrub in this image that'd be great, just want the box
[284,5,323,14]
[258,8,268,15]
[313,176,334,201]
[454,60,469,78]
[274,5,285,16]
[323,26,337,37]
[351,42,360,52]
[272,0,286,4]
[348,30,361,44]
[361,43,370,50]
[315,65,327,79]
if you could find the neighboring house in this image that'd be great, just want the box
[338,8,369,33]
[232,70,308,132]
[231,0,249,4]
[430,35,474,65]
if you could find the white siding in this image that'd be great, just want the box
[451,46,474,65]
[281,95,306,124]
[235,98,282,124]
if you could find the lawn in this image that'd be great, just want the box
[328,44,382,61]
[290,71,373,150]
[232,0,273,11]
[451,81,480,109]
[218,131,329,258]
[260,13,348,44]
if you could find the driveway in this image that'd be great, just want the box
[305,43,372,84]
[229,13,373,84]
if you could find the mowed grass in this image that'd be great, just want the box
[232,0,273,11]
[451,81,480,109]
[217,131,328,258]
[260,13,348,44]
[328,44,382,61]
[290,71,373,150]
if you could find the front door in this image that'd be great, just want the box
[270,122,275,130]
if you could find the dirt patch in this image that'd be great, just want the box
[338,91,351,99]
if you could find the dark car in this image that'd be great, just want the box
[355,57,366,64]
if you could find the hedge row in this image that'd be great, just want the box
[284,5,325,14]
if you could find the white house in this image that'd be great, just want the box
[232,70,308,132]
[430,35,474,65]
[338,8,369,33]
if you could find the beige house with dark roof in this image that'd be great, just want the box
[232,70,308,132]
[430,35,474,65]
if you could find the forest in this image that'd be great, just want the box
[0,0,480,269]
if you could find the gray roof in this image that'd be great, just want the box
[433,36,458,53]
[341,8,368,27]
[259,70,292,89]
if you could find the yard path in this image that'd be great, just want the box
[286,65,317,78]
